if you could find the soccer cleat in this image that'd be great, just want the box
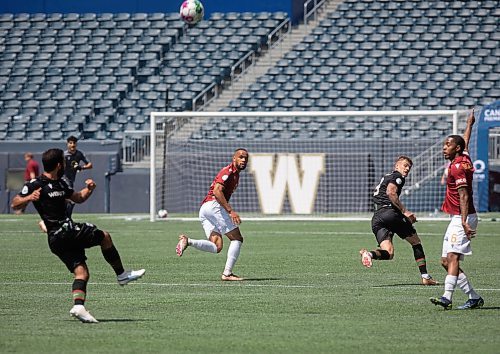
[221,273,244,281]
[457,297,484,310]
[430,296,452,310]
[70,305,98,323]
[359,249,373,268]
[176,234,188,257]
[117,269,146,286]
[421,276,439,286]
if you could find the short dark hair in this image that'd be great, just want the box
[67,135,78,143]
[234,148,248,155]
[448,135,466,153]
[397,155,413,167]
[42,148,64,172]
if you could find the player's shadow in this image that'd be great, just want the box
[476,306,500,311]
[242,277,282,281]
[67,319,154,323]
[371,283,423,287]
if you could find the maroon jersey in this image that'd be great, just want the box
[202,163,240,204]
[24,159,40,181]
[442,153,476,215]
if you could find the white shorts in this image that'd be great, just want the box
[199,200,238,238]
[441,214,478,260]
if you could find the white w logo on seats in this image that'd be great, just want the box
[250,154,325,214]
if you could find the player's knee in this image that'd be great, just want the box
[440,257,448,268]
[216,244,223,253]
[101,231,113,247]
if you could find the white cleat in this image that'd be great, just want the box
[70,305,98,323]
[176,234,189,257]
[117,269,146,286]
[359,249,373,268]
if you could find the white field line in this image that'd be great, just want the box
[1,281,499,291]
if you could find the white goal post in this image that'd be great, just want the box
[149,110,465,221]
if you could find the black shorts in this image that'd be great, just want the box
[48,222,105,272]
[371,207,416,245]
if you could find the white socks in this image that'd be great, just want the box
[443,275,458,301]
[223,240,242,276]
[457,272,481,300]
[188,239,217,253]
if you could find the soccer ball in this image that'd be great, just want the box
[179,0,204,25]
[157,209,168,218]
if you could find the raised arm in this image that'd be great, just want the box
[463,108,475,153]
[69,179,96,204]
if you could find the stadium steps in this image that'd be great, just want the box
[202,0,344,112]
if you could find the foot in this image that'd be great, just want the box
[430,296,452,310]
[359,249,373,268]
[457,297,484,310]
[117,269,146,286]
[176,234,188,257]
[221,273,244,281]
[70,305,98,323]
[421,276,439,286]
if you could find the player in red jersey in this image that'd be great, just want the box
[431,109,484,310]
[176,148,249,281]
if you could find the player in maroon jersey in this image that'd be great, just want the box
[431,109,484,310]
[176,148,249,281]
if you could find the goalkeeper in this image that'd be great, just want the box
[359,155,438,286]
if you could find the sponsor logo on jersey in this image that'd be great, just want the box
[48,191,65,198]
[456,178,467,185]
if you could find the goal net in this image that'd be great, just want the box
[149,110,468,221]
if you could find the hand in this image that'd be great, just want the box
[29,188,42,202]
[404,210,417,224]
[467,108,475,126]
[229,210,241,225]
[463,223,476,240]
[72,161,82,171]
[85,179,96,191]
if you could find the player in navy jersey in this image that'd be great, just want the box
[11,148,145,323]
[64,135,92,217]
[359,155,438,285]
[176,148,249,281]
[431,109,483,310]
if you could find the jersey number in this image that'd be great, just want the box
[373,177,385,196]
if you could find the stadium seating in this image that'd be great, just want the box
[198,0,498,140]
[0,12,288,139]
[0,2,498,141]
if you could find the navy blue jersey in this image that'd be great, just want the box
[372,171,405,207]
[64,150,89,184]
[18,175,74,233]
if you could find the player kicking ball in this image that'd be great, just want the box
[359,155,438,286]
[11,148,145,323]
[176,148,249,281]
[430,109,484,310]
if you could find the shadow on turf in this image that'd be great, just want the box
[242,277,282,281]
[371,283,425,287]
[67,319,154,323]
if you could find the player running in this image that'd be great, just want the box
[176,148,249,281]
[430,109,484,310]
[359,155,438,286]
[11,148,145,323]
